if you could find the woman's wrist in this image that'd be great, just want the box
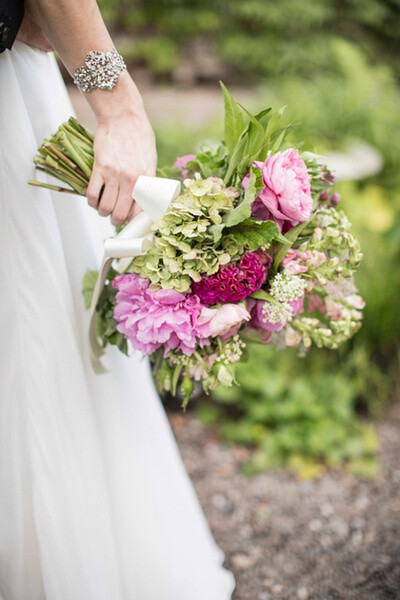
[86,70,146,123]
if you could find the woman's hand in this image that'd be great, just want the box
[86,100,157,227]
[26,0,157,227]
[17,6,53,52]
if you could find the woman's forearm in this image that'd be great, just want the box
[26,0,157,227]
[26,0,144,121]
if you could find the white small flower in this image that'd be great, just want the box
[269,272,307,303]
[262,301,293,324]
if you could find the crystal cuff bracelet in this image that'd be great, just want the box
[73,49,127,93]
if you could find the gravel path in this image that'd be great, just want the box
[167,402,400,600]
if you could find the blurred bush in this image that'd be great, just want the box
[98,0,400,83]
[198,345,379,480]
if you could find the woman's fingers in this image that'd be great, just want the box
[110,176,136,226]
[89,111,157,225]
[86,169,105,209]
[98,178,118,217]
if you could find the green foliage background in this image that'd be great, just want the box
[98,0,400,478]
[98,0,400,81]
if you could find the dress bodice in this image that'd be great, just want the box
[0,0,24,53]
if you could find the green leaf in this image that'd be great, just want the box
[180,371,195,410]
[82,269,99,309]
[193,145,228,180]
[171,364,183,396]
[250,289,278,302]
[223,167,263,227]
[108,331,129,355]
[208,223,225,243]
[254,107,272,126]
[269,123,297,155]
[220,81,246,155]
[273,221,310,271]
[223,128,249,185]
[243,113,266,158]
[157,164,181,179]
[228,219,282,251]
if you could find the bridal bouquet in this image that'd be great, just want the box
[31,84,364,406]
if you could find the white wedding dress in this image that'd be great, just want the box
[0,41,235,600]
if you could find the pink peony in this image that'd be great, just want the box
[191,251,268,306]
[243,148,313,231]
[112,273,208,356]
[196,303,251,341]
[173,154,196,178]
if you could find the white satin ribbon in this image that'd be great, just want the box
[89,175,181,373]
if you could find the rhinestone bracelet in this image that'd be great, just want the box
[73,49,127,93]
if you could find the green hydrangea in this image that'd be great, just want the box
[131,176,239,292]
[300,207,363,281]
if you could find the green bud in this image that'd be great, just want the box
[216,364,234,387]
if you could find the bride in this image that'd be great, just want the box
[0,1,235,598]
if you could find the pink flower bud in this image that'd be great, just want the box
[319,190,330,202]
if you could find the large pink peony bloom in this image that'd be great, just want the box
[243,149,313,231]
[112,273,208,356]
[191,251,268,306]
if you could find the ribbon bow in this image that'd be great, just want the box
[89,175,181,373]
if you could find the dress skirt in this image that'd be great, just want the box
[0,41,235,600]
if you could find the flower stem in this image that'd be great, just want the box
[27,180,80,194]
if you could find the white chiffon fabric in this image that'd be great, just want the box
[0,41,235,600]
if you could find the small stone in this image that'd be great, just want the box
[330,517,349,539]
[320,503,334,517]
[355,495,369,511]
[232,553,254,569]
[392,469,400,483]
[239,524,253,540]
[299,481,315,495]
[297,587,309,599]
[233,445,251,462]
[272,584,283,594]
[258,593,271,600]
[308,518,323,532]
[351,531,363,547]
[211,493,233,513]
[352,516,365,530]
[320,534,333,547]
[390,500,400,512]
[215,463,235,477]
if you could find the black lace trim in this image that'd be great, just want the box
[0,9,11,44]
[0,1,24,53]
